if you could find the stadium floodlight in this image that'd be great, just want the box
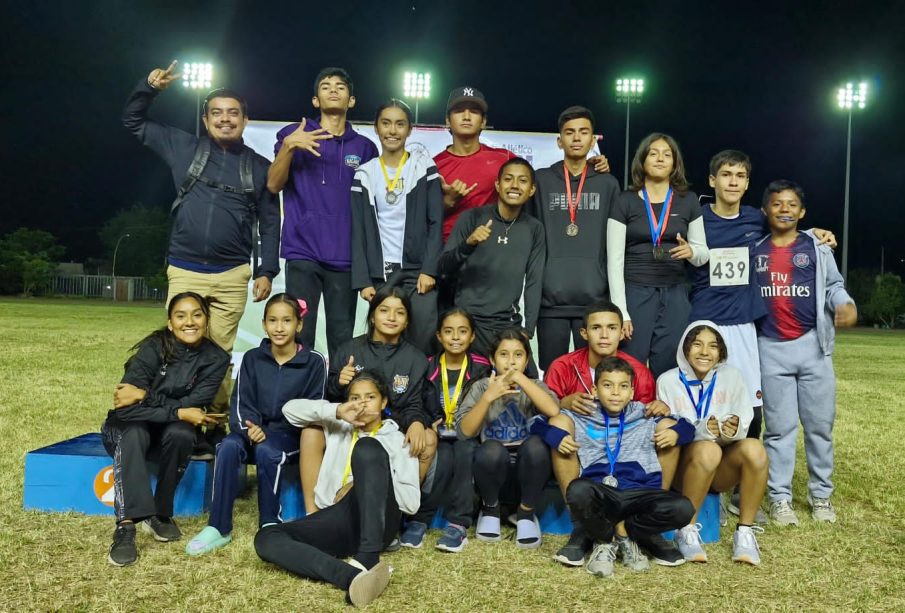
[836,81,869,279]
[615,77,645,189]
[403,71,431,124]
[182,62,214,136]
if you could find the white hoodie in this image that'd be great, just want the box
[656,320,752,445]
[282,399,421,514]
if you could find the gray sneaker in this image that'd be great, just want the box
[769,500,800,527]
[674,523,708,562]
[732,525,763,566]
[586,542,618,578]
[808,495,837,523]
[616,537,650,572]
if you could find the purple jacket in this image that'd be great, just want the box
[276,118,378,269]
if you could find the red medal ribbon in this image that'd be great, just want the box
[642,187,674,247]
[564,163,588,226]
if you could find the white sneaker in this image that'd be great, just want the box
[732,525,764,566]
[769,500,800,527]
[674,523,708,562]
[808,495,837,523]
[586,542,618,578]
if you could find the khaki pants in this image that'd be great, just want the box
[166,264,251,410]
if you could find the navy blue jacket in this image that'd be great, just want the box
[122,79,280,279]
[230,340,327,440]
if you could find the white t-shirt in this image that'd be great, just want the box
[375,166,407,265]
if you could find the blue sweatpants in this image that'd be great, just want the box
[208,430,299,535]
[759,329,836,502]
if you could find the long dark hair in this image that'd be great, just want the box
[374,98,413,126]
[366,285,411,339]
[628,132,690,195]
[126,292,210,368]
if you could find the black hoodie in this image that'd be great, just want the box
[528,161,620,318]
[326,334,429,432]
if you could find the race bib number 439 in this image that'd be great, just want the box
[709,247,749,287]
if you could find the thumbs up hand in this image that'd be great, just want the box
[338,355,357,386]
[466,219,494,246]
[669,232,693,260]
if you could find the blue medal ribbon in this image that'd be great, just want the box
[679,370,718,420]
[642,186,674,247]
[602,410,625,477]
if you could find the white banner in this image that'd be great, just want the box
[232,120,599,365]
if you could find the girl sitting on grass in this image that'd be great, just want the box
[455,328,560,549]
[103,291,229,567]
[256,370,420,608]
[656,321,768,565]
[185,293,327,556]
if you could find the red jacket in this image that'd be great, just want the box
[544,347,655,404]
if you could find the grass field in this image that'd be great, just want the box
[2,298,904,612]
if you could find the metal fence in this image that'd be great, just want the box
[51,275,164,301]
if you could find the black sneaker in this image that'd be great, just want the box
[638,533,686,566]
[553,532,593,567]
[108,523,138,566]
[142,516,182,542]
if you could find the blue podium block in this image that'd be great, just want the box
[24,433,212,517]
[277,468,305,522]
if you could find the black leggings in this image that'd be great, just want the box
[254,437,399,591]
[412,438,477,528]
[472,436,550,511]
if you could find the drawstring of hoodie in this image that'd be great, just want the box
[319,127,346,185]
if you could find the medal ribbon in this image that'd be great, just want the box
[679,370,718,420]
[341,421,382,486]
[563,163,588,226]
[642,186,674,247]
[602,410,626,476]
[441,353,468,429]
[379,151,409,194]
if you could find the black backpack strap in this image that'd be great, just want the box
[239,147,260,276]
[171,138,211,214]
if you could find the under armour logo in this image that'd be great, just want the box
[498,236,508,244]
[463,87,474,96]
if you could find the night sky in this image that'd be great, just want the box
[4,1,904,274]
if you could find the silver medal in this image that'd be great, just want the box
[603,474,618,488]
[385,190,398,205]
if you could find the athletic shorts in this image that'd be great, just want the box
[716,322,763,407]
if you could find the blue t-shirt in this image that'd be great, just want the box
[753,233,817,340]
[688,204,767,325]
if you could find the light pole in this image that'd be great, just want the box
[836,81,868,280]
[112,233,131,301]
[182,62,213,137]
[403,71,431,124]
[616,77,644,189]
